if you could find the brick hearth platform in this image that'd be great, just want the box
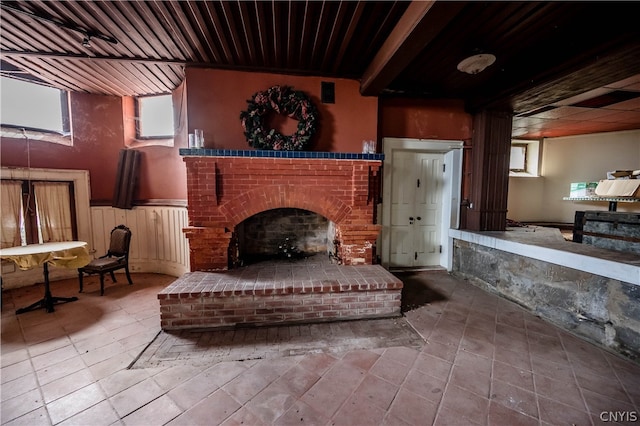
[158,258,402,330]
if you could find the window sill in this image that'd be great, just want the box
[509,171,540,178]
[1,127,72,146]
[125,137,174,148]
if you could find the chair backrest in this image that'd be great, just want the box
[108,225,132,258]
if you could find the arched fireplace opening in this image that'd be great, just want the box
[231,208,337,266]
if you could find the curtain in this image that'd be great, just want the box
[1,180,24,248]
[33,182,73,242]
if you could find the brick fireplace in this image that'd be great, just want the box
[157,149,403,330]
[180,150,383,270]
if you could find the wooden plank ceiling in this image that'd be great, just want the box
[1,0,639,140]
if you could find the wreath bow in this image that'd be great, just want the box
[240,85,318,151]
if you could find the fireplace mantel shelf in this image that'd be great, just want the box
[179,148,384,161]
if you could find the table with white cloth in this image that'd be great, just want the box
[0,241,91,314]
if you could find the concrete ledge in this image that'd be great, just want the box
[450,228,639,285]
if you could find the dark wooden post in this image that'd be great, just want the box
[466,109,513,231]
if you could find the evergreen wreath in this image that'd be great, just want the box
[240,85,318,151]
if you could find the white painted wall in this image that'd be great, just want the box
[507,130,640,223]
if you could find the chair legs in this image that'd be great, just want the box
[125,267,133,285]
[78,269,133,296]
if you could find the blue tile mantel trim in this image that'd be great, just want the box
[179,148,384,161]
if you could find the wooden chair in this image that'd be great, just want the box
[78,225,133,295]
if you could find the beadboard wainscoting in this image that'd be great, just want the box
[1,205,189,290]
[89,205,190,277]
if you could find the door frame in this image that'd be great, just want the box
[380,137,463,270]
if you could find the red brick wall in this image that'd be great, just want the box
[183,156,382,270]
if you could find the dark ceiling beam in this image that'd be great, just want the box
[474,42,640,114]
[359,1,464,96]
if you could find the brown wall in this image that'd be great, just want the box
[184,68,378,153]
[1,92,126,202]
[1,92,188,203]
[379,98,472,141]
[1,71,473,204]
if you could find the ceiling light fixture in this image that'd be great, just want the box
[457,53,496,75]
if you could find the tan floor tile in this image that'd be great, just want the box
[151,364,203,392]
[168,368,225,410]
[533,373,587,411]
[3,271,640,426]
[1,373,39,402]
[243,381,297,423]
[31,344,79,370]
[274,400,330,425]
[0,348,30,368]
[81,341,128,366]
[403,368,446,404]
[27,336,73,358]
[98,368,151,397]
[220,406,269,426]
[537,395,593,426]
[352,373,399,411]
[332,393,387,425]
[167,389,241,426]
[492,360,534,392]
[1,359,34,384]
[388,388,439,426]
[488,400,539,426]
[2,406,50,426]
[46,382,106,424]
[490,379,538,419]
[449,362,491,398]
[88,352,135,381]
[370,357,411,386]
[340,349,380,371]
[274,364,321,398]
[413,353,453,381]
[109,378,164,418]
[380,346,419,367]
[301,365,364,418]
[420,340,457,362]
[440,385,490,425]
[57,400,120,426]
[41,368,96,403]
[0,388,44,424]
[122,395,182,426]
[581,388,637,418]
[493,347,532,372]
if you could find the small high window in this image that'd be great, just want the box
[136,94,174,139]
[509,139,540,177]
[0,77,70,135]
[509,144,527,173]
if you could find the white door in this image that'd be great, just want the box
[389,151,443,267]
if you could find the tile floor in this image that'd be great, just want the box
[1,270,639,425]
